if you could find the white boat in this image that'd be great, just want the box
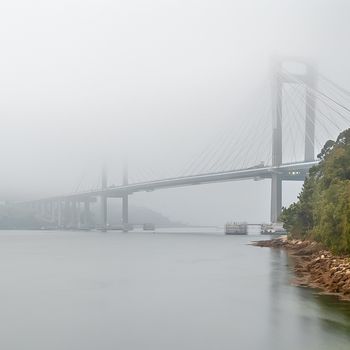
[261,223,286,235]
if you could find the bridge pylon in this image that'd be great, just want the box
[270,57,317,223]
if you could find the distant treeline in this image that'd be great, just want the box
[0,206,44,229]
[281,128,350,254]
[0,203,185,229]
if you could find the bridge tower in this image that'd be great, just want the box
[270,57,317,223]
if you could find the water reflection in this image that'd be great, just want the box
[0,230,349,350]
[297,286,350,342]
[260,242,350,350]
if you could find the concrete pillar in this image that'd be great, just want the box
[122,159,129,231]
[101,196,107,231]
[49,201,54,223]
[122,194,128,231]
[305,66,317,161]
[271,60,283,168]
[71,200,78,229]
[57,201,63,229]
[64,200,70,229]
[51,201,56,225]
[101,166,108,231]
[270,173,282,223]
[271,60,283,223]
[84,200,91,229]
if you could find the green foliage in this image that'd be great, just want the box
[281,128,350,254]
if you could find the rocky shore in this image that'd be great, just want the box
[253,237,350,301]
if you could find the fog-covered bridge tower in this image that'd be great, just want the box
[270,57,317,223]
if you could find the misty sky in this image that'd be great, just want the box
[1,0,349,225]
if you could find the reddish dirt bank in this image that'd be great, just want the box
[253,237,350,301]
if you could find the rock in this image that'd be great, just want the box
[252,237,350,301]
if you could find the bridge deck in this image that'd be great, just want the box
[28,161,318,203]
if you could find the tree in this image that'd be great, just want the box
[281,128,350,254]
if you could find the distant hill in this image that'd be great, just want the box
[0,202,186,229]
[0,205,43,229]
[93,202,186,227]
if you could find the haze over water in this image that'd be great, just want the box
[1,229,349,350]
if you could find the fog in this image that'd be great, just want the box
[1,0,349,225]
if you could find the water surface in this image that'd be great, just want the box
[0,229,349,349]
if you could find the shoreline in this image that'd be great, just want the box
[253,237,350,301]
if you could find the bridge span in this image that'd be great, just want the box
[22,160,318,231]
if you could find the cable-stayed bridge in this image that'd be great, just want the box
[22,57,350,230]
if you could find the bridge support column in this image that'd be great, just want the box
[271,60,282,168]
[51,201,57,225]
[122,159,129,232]
[122,194,128,232]
[101,195,107,231]
[71,200,78,229]
[64,200,70,229]
[83,200,91,229]
[57,201,63,229]
[270,59,283,223]
[271,173,282,223]
[101,165,108,232]
[305,66,317,161]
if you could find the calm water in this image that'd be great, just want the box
[0,229,350,350]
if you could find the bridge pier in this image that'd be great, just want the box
[50,201,56,225]
[101,166,108,231]
[64,200,70,229]
[271,59,283,223]
[122,194,129,231]
[270,174,282,223]
[122,159,129,232]
[83,200,91,229]
[53,201,59,225]
[57,200,63,229]
[269,58,317,223]
[71,200,78,229]
[100,195,107,231]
